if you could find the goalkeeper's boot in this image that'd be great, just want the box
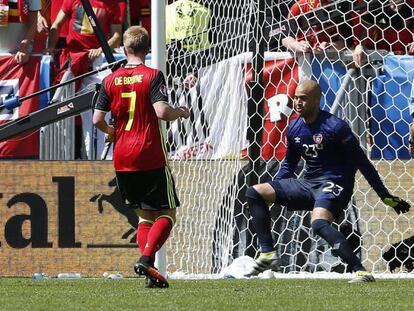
[244,251,280,277]
[348,270,375,283]
[134,256,169,288]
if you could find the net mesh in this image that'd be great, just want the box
[164,0,414,276]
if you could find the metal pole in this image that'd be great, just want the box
[329,68,355,115]
[0,59,125,110]
[245,0,266,258]
[247,0,265,186]
[152,0,167,277]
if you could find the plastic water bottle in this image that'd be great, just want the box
[107,273,123,279]
[32,273,48,279]
[103,272,123,279]
[57,273,81,279]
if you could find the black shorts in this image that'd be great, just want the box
[269,177,352,218]
[116,167,180,211]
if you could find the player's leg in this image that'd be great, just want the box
[134,208,175,288]
[115,171,161,287]
[312,180,374,282]
[116,172,156,262]
[311,207,374,283]
[244,178,311,276]
[311,208,365,270]
[133,167,180,288]
[138,166,179,262]
[136,219,154,256]
[244,183,279,276]
[137,208,176,266]
[135,217,154,287]
[245,183,275,253]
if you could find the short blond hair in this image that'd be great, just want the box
[123,26,150,55]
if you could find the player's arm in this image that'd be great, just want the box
[108,24,122,49]
[282,36,311,53]
[15,8,39,64]
[37,10,49,34]
[281,6,311,53]
[153,102,190,121]
[88,24,122,60]
[92,82,115,141]
[89,1,124,60]
[93,110,114,135]
[338,123,410,214]
[151,71,190,121]
[47,9,68,53]
[275,128,301,179]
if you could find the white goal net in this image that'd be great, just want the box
[163,0,414,276]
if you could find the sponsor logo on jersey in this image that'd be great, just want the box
[313,133,323,144]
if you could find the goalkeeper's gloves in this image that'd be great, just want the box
[382,196,411,214]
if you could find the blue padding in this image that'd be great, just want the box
[370,55,414,160]
[310,54,347,111]
[410,82,414,118]
[39,55,52,108]
[3,96,20,110]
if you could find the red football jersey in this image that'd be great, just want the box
[96,64,169,171]
[62,0,124,51]
[51,0,69,37]
[289,0,333,47]
[353,0,414,54]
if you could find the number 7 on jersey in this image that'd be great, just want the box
[122,91,137,131]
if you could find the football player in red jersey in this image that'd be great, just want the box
[281,0,347,53]
[353,0,414,67]
[93,26,189,288]
[47,0,125,75]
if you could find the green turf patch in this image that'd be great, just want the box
[0,278,413,311]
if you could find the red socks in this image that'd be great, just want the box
[137,222,152,256]
[142,217,173,258]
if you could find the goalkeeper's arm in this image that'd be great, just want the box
[340,125,411,214]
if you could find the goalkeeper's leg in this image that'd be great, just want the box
[311,214,375,283]
[245,186,274,253]
[244,186,280,276]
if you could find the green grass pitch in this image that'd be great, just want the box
[1,278,413,311]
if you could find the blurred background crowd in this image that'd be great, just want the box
[0,0,413,160]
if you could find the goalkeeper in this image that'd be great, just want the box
[245,80,411,282]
